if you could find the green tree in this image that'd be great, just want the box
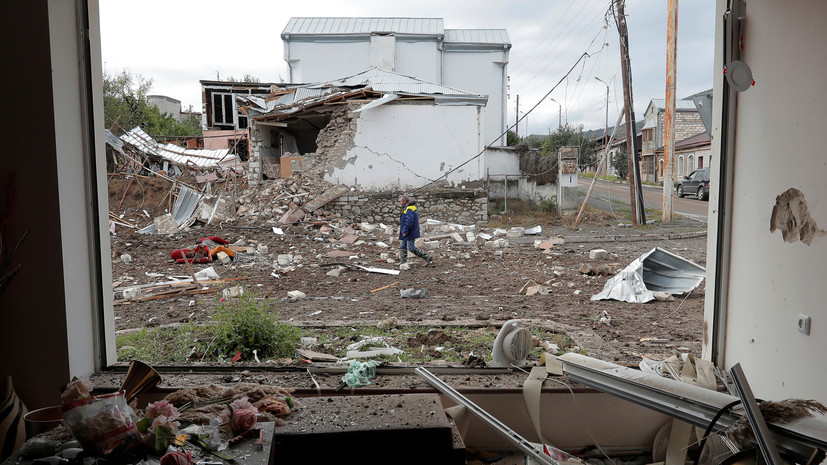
[540,124,600,170]
[225,74,260,83]
[506,129,519,146]
[612,146,629,179]
[103,69,202,138]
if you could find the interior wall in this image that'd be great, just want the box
[709,0,827,402]
[324,104,482,189]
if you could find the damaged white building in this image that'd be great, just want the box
[241,67,491,191]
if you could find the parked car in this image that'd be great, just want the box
[675,168,710,200]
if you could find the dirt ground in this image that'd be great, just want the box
[102,174,709,392]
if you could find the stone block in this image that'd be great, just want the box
[154,213,178,235]
[466,232,476,242]
[506,227,525,238]
[277,254,294,265]
[450,233,464,242]
[589,249,608,260]
[216,251,231,265]
[287,290,306,299]
[222,286,243,298]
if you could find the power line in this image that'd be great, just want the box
[414,49,598,194]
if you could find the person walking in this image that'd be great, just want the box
[398,195,432,267]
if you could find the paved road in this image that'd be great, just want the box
[577,177,709,222]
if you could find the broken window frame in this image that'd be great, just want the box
[212,93,235,127]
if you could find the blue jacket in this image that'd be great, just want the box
[399,204,421,240]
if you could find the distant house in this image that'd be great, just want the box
[200,80,282,161]
[242,67,489,189]
[147,95,183,121]
[281,17,511,146]
[655,132,711,179]
[640,98,705,181]
[592,130,642,178]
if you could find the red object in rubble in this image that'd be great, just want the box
[197,236,228,246]
[170,244,212,263]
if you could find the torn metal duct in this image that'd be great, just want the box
[120,126,235,169]
[591,247,706,303]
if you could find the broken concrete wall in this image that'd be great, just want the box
[321,102,484,190]
[326,189,488,224]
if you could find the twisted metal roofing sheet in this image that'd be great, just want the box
[444,29,511,45]
[283,17,443,36]
[308,67,476,96]
[120,127,234,168]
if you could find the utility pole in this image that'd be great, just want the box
[615,0,646,226]
[662,0,679,222]
[549,98,562,129]
[515,94,520,139]
[596,77,610,174]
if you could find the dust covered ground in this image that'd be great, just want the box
[102,174,709,391]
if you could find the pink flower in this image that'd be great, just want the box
[146,400,179,420]
[160,450,191,465]
[219,396,258,424]
[230,408,257,434]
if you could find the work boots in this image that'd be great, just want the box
[399,248,408,264]
[412,248,433,266]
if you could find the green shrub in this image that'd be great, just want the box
[210,293,299,360]
[538,196,558,214]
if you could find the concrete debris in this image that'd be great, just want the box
[450,233,464,243]
[326,266,344,277]
[287,290,306,299]
[399,263,410,271]
[279,207,305,224]
[483,238,509,249]
[302,185,349,212]
[325,250,354,258]
[154,213,178,235]
[478,232,493,240]
[277,254,294,266]
[493,229,507,237]
[194,267,219,280]
[525,225,543,235]
[400,288,426,298]
[256,244,268,254]
[216,251,231,265]
[519,279,550,296]
[222,286,244,298]
[653,291,675,302]
[534,240,555,250]
[506,227,525,238]
[359,222,376,233]
[340,234,359,244]
[579,263,612,276]
[589,249,608,260]
[375,241,389,248]
[300,337,318,347]
[466,232,476,242]
[197,195,233,224]
[377,317,399,329]
[120,254,133,264]
[420,240,440,250]
[272,227,284,235]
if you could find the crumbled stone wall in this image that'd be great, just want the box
[326,189,488,224]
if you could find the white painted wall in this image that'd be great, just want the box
[369,35,395,71]
[324,104,482,189]
[49,0,115,376]
[394,40,440,82]
[286,40,371,83]
[443,50,507,146]
[706,0,827,403]
[483,146,520,179]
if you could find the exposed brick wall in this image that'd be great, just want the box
[326,189,488,224]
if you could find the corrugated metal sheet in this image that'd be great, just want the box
[104,129,125,155]
[444,29,511,45]
[246,68,487,118]
[283,17,443,37]
[309,67,476,96]
[649,99,698,111]
[120,127,234,169]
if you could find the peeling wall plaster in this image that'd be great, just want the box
[769,188,824,245]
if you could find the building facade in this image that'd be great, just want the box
[640,99,705,181]
[281,17,510,146]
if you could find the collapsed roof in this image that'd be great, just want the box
[118,126,237,170]
[239,67,488,122]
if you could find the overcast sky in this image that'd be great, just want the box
[99,0,715,136]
